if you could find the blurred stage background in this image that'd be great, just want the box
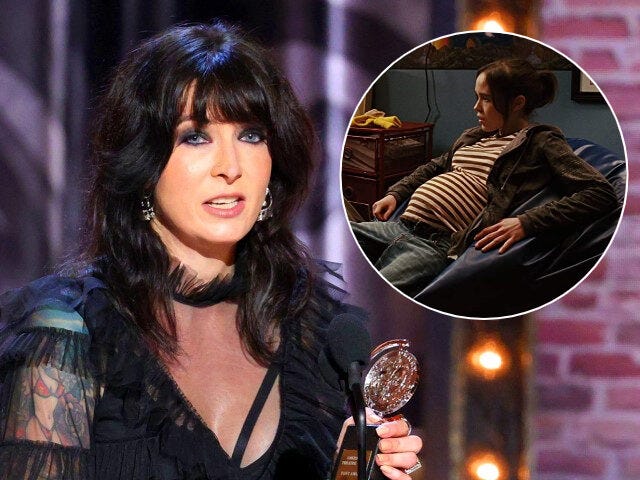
[1,1,639,479]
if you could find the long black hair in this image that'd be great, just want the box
[85,22,316,364]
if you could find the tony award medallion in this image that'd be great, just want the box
[331,339,419,479]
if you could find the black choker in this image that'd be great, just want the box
[170,265,245,307]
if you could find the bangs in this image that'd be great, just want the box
[176,59,274,131]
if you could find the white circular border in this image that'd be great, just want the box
[339,30,629,321]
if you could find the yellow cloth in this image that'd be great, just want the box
[351,109,402,129]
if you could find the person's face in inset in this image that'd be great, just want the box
[151,101,272,265]
[474,72,504,133]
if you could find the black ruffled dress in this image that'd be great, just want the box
[0,268,352,479]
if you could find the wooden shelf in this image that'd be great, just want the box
[342,122,434,221]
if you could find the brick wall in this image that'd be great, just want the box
[535,2,640,479]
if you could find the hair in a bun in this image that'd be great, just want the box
[477,58,558,117]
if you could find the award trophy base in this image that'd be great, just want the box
[331,424,385,480]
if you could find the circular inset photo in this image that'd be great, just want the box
[342,31,626,319]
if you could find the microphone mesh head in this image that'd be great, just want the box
[326,313,372,372]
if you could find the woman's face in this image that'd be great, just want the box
[474,72,504,132]
[151,111,271,265]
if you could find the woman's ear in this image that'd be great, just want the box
[511,94,526,114]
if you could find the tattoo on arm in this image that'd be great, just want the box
[6,365,94,449]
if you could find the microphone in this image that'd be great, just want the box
[321,313,372,480]
[320,313,372,390]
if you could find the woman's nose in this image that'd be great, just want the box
[210,142,242,183]
[473,98,481,112]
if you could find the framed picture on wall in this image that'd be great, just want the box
[571,68,605,103]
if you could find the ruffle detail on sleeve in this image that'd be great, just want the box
[0,275,94,376]
[308,259,369,321]
[0,440,88,480]
[309,259,349,300]
[0,327,90,376]
[0,276,95,411]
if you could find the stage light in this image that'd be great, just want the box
[472,12,511,32]
[477,462,500,480]
[478,349,503,370]
[467,451,507,480]
[467,337,510,379]
[459,0,539,36]
[478,19,505,32]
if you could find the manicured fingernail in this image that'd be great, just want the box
[379,465,394,477]
[376,425,389,435]
[376,454,385,464]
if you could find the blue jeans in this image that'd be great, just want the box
[350,219,452,297]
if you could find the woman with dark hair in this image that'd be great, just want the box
[0,23,421,479]
[351,58,618,297]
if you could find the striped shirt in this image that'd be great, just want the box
[401,133,517,233]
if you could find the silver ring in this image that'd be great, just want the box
[404,459,422,475]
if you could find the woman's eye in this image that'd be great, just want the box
[240,129,266,144]
[181,132,208,145]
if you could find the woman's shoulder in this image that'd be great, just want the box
[0,271,108,339]
[526,123,566,141]
[523,125,576,158]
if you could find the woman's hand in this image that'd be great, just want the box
[474,217,526,254]
[375,415,422,479]
[372,195,397,221]
[339,410,422,479]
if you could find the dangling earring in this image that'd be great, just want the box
[257,187,273,222]
[141,195,155,221]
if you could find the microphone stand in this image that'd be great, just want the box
[348,362,367,480]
